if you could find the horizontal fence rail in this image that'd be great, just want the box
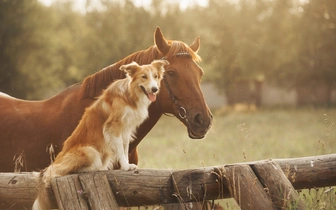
[1,154,336,209]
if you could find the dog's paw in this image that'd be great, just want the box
[121,163,137,171]
[128,163,137,170]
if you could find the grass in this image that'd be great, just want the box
[138,107,336,168]
[135,107,336,209]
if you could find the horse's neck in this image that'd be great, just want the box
[78,64,122,99]
[79,46,161,99]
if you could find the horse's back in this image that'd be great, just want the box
[0,85,91,172]
[0,92,12,98]
[0,93,42,119]
[0,95,46,171]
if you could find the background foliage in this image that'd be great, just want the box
[1,1,335,208]
[0,0,335,99]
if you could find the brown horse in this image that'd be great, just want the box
[0,27,212,172]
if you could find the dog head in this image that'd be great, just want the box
[120,60,169,102]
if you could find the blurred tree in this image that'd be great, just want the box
[0,0,88,99]
[1,0,335,102]
[295,0,336,104]
[0,0,52,98]
[262,0,301,87]
[202,0,336,99]
[196,0,272,95]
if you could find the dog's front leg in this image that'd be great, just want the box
[124,138,130,163]
[115,136,137,171]
[104,117,136,171]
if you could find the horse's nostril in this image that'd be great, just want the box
[194,114,204,126]
[152,87,158,93]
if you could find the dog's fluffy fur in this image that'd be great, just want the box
[32,60,168,210]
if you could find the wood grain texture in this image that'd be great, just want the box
[78,173,119,209]
[1,154,335,209]
[221,164,276,210]
[252,161,306,209]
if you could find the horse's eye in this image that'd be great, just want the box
[142,75,147,79]
[167,71,175,76]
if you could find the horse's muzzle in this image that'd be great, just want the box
[187,112,213,139]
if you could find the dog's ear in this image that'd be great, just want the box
[151,60,169,74]
[120,62,140,77]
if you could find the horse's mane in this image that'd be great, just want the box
[79,40,201,99]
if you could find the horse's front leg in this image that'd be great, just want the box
[128,148,139,165]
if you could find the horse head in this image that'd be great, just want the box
[154,27,213,139]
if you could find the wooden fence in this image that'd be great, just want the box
[1,154,336,209]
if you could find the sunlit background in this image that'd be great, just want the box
[0,0,335,208]
[1,0,335,166]
[1,0,334,104]
[40,0,209,11]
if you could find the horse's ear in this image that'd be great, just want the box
[120,62,140,77]
[154,27,170,55]
[189,36,200,53]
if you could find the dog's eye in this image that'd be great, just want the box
[142,75,147,79]
[154,74,158,79]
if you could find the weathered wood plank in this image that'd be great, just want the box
[78,173,119,209]
[276,155,336,189]
[163,202,214,210]
[1,154,336,209]
[221,164,276,210]
[171,168,225,203]
[0,172,36,209]
[252,161,306,210]
[106,169,174,207]
[168,168,227,210]
[51,175,89,210]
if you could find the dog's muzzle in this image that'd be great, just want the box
[140,85,158,102]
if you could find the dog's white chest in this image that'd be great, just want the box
[122,105,148,128]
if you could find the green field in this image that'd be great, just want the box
[138,107,336,168]
[136,107,336,209]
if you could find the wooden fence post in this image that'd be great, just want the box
[252,161,306,210]
[221,165,277,210]
[79,173,119,209]
[51,175,89,210]
[51,173,119,210]
[167,167,224,210]
[2,154,336,209]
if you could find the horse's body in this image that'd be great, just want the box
[0,27,212,172]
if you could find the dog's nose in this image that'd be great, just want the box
[151,87,158,93]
